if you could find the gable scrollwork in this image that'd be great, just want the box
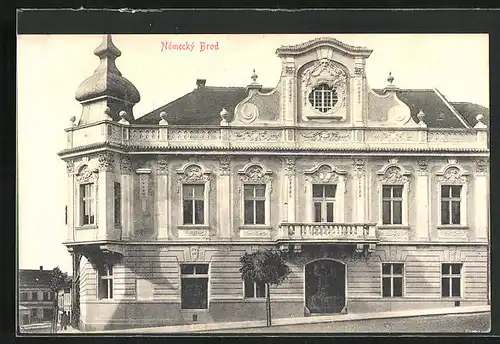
[237,163,274,194]
[97,152,115,172]
[301,59,348,111]
[436,166,469,185]
[304,164,348,195]
[156,157,169,175]
[176,163,212,194]
[76,165,98,183]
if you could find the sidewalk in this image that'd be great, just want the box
[80,305,489,334]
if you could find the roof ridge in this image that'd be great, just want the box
[432,88,471,129]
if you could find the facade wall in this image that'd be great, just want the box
[78,243,487,330]
[67,154,487,244]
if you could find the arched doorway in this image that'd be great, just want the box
[305,259,346,314]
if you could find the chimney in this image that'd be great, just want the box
[196,79,206,89]
[39,266,43,271]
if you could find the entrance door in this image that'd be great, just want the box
[305,259,346,313]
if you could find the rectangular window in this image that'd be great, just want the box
[114,182,121,226]
[31,309,38,320]
[98,264,113,300]
[244,278,267,298]
[80,183,95,225]
[382,263,404,297]
[244,184,266,225]
[442,263,462,297]
[441,185,462,225]
[32,292,38,301]
[382,185,403,225]
[182,184,205,225]
[43,292,48,301]
[42,308,53,321]
[20,292,28,301]
[180,264,209,309]
[312,184,336,223]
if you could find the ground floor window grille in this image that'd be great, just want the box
[180,264,209,309]
[442,263,462,297]
[244,279,267,298]
[382,263,404,297]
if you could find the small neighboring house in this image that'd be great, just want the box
[18,266,56,325]
[57,278,72,324]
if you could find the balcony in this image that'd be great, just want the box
[277,222,378,244]
[61,122,488,155]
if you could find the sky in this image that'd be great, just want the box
[17,34,489,274]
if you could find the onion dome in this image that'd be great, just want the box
[75,35,140,104]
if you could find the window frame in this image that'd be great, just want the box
[441,263,463,298]
[305,164,347,223]
[312,184,337,223]
[75,165,99,229]
[381,185,404,225]
[308,84,339,113]
[381,262,405,298]
[176,163,212,228]
[238,164,273,228]
[97,263,114,300]
[243,183,268,226]
[182,184,207,225]
[436,164,469,229]
[243,278,268,299]
[79,182,96,226]
[377,164,411,228]
[180,263,210,310]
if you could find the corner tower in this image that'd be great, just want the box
[75,35,140,125]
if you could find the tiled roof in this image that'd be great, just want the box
[19,269,53,287]
[451,102,489,128]
[135,86,487,129]
[135,86,248,125]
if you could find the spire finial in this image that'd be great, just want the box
[159,111,169,126]
[417,110,427,127]
[94,34,122,58]
[387,72,394,85]
[475,114,487,129]
[251,69,258,83]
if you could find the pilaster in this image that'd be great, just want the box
[156,157,169,239]
[475,158,489,241]
[66,161,75,241]
[415,158,430,240]
[218,156,232,238]
[282,59,296,126]
[284,157,297,222]
[352,58,365,127]
[353,158,366,222]
[120,156,132,239]
[97,152,115,240]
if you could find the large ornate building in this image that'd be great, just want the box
[58,35,490,330]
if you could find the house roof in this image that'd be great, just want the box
[450,102,489,128]
[136,85,488,129]
[19,269,52,287]
[135,86,249,125]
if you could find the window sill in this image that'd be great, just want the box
[305,115,344,120]
[437,225,468,230]
[243,298,267,302]
[377,225,410,230]
[178,225,210,230]
[114,225,122,229]
[180,308,209,312]
[75,225,97,230]
[239,225,272,230]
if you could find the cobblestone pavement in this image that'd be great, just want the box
[205,312,491,334]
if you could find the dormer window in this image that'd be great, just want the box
[308,84,338,113]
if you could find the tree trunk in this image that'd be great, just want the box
[52,296,59,333]
[266,283,271,327]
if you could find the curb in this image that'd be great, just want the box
[86,305,490,334]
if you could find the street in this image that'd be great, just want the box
[205,312,490,334]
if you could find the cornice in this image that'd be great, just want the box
[276,37,373,57]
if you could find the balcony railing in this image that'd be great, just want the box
[277,222,378,243]
[63,122,489,152]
